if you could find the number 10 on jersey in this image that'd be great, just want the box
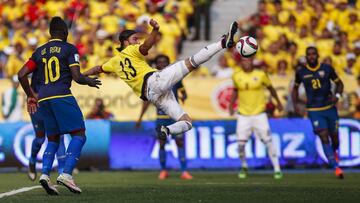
[42,56,60,84]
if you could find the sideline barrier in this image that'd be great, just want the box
[0,119,359,170]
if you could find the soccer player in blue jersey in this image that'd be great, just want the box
[27,58,66,182]
[292,46,344,179]
[136,54,193,180]
[18,16,101,195]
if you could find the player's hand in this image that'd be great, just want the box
[27,97,38,114]
[149,19,160,30]
[229,107,235,116]
[88,77,102,89]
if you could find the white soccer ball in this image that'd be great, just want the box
[236,36,258,57]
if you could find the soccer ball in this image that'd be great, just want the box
[236,36,258,57]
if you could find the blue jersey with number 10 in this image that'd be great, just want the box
[29,39,80,102]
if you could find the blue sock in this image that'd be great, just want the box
[57,135,66,174]
[42,141,59,176]
[323,143,338,168]
[159,148,166,170]
[178,147,187,172]
[30,137,45,164]
[63,136,86,175]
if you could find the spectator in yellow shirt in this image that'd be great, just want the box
[1,0,23,21]
[5,43,25,77]
[157,13,182,62]
[292,2,311,27]
[100,6,120,35]
[331,41,347,75]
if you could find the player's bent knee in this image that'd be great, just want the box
[48,135,60,143]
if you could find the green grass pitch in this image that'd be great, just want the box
[0,171,359,203]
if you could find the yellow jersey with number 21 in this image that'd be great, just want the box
[101,44,156,99]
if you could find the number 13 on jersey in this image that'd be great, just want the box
[120,58,137,80]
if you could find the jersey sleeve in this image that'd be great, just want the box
[68,46,80,67]
[294,71,302,86]
[101,58,116,73]
[128,44,143,57]
[26,51,38,71]
[329,65,340,82]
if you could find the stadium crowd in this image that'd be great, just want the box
[0,0,197,78]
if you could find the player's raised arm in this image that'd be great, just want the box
[229,88,238,116]
[139,19,160,55]
[70,65,102,88]
[17,60,38,114]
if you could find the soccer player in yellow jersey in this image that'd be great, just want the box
[229,57,283,179]
[84,19,238,139]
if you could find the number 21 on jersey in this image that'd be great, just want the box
[42,56,60,84]
[312,79,321,89]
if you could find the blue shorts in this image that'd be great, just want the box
[308,106,339,134]
[30,111,44,134]
[39,96,85,136]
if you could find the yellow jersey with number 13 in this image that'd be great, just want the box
[101,44,156,99]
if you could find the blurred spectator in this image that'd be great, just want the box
[193,0,213,41]
[86,98,114,120]
[276,60,288,77]
[211,54,233,79]
[1,76,23,122]
[5,43,25,78]
[344,53,356,75]
[331,41,346,75]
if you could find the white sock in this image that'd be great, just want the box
[189,41,223,67]
[167,121,192,135]
[265,140,281,172]
[238,142,248,168]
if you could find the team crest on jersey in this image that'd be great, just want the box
[318,71,325,78]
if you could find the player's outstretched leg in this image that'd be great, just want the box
[176,137,193,180]
[39,136,60,195]
[318,130,344,179]
[238,141,248,179]
[57,134,86,194]
[158,139,169,180]
[187,21,238,71]
[28,134,45,181]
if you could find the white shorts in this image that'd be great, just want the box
[236,112,271,143]
[145,60,189,121]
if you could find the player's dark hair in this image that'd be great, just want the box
[117,30,137,52]
[49,16,68,40]
[154,54,170,65]
[306,46,318,54]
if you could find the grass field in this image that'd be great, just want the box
[0,171,359,203]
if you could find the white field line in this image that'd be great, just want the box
[0,186,42,199]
